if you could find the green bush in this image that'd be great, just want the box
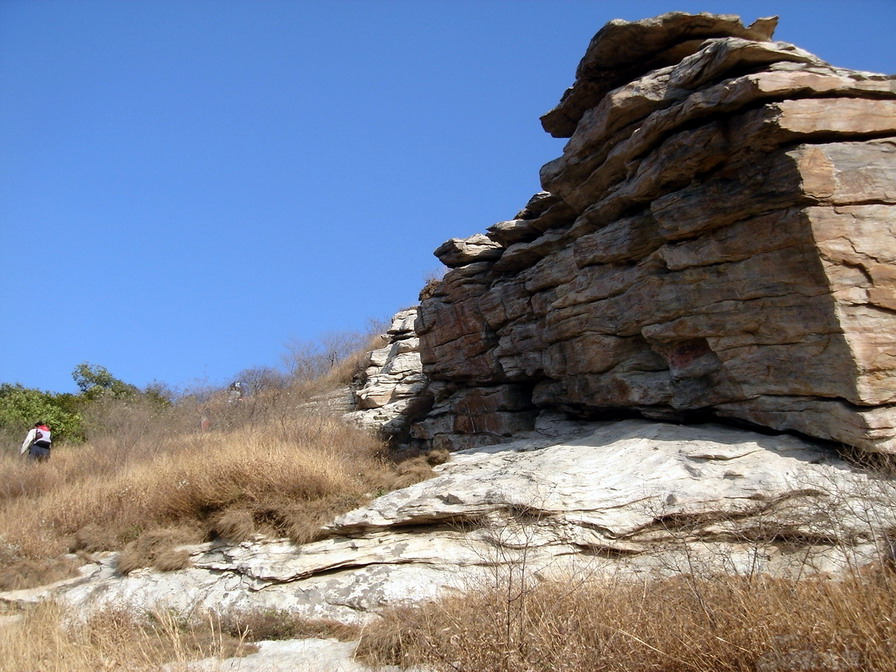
[0,364,175,447]
[0,383,84,443]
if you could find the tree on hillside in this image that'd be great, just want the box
[72,363,140,400]
[142,380,175,407]
[0,366,174,447]
[282,331,368,382]
[235,366,289,396]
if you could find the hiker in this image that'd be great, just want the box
[20,421,52,461]
[227,381,243,404]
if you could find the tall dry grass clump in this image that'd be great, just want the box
[358,570,896,671]
[0,601,253,672]
[0,384,431,588]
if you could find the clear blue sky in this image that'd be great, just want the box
[2,1,894,394]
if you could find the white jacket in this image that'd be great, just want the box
[19,428,36,455]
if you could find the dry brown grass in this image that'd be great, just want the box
[0,330,416,591]
[214,607,361,643]
[0,601,255,672]
[0,404,412,588]
[357,570,896,671]
[322,332,390,387]
[117,526,200,575]
[0,602,369,671]
[210,508,257,543]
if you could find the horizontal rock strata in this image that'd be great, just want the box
[344,308,430,441]
[416,12,896,453]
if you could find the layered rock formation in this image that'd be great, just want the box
[345,308,429,441]
[3,18,895,668]
[415,12,896,453]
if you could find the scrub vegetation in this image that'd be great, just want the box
[355,569,896,671]
[0,330,426,591]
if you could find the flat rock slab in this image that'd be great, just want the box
[168,638,421,672]
[3,419,888,627]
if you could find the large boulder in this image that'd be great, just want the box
[416,13,896,453]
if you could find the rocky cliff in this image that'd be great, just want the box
[3,15,896,671]
[344,308,428,443]
[413,12,896,454]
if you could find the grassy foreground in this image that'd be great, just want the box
[0,378,435,590]
[0,354,443,669]
[0,600,366,672]
[357,570,896,671]
[4,569,893,671]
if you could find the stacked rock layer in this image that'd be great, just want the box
[344,308,429,441]
[414,12,896,453]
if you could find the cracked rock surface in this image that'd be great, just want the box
[4,419,889,625]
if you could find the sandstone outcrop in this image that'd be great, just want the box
[344,308,429,441]
[415,11,896,453]
[4,13,895,671]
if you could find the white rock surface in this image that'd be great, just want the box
[3,418,890,626]
[168,638,418,672]
[345,308,428,436]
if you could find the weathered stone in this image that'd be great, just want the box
[540,43,856,206]
[414,13,896,453]
[345,308,429,439]
[548,98,896,215]
[492,228,569,273]
[387,309,418,335]
[486,218,540,246]
[544,65,896,218]
[541,12,779,137]
[573,212,663,264]
[433,233,503,267]
[411,384,537,451]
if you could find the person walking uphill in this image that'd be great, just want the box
[20,422,51,461]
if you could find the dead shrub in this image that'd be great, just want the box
[117,526,201,575]
[69,522,119,553]
[425,447,450,466]
[153,548,192,572]
[0,552,82,592]
[419,274,443,301]
[354,605,423,669]
[283,330,379,386]
[210,509,256,543]
[214,608,360,643]
[0,601,255,671]
[386,455,436,490]
[358,572,896,671]
[324,333,390,387]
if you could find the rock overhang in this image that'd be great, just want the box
[415,12,896,454]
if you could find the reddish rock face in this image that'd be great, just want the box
[415,12,896,453]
